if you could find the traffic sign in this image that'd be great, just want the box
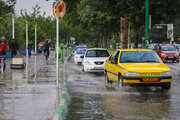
[54,1,66,19]
[167,24,173,39]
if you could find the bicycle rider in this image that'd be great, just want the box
[44,40,50,58]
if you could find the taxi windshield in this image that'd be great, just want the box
[120,51,161,63]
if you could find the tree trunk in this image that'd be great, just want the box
[100,32,103,48]
[120,17,127,49]
[128,23,131,48]
[134,28,138,48]
[106,31,111,48]
[114,33,118,49]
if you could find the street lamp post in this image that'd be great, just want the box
[26,20,28,57]
[145,0,149,49]
[35,23,37,55]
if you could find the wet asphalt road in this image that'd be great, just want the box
[66,56,180,120]
[0,52,179,120]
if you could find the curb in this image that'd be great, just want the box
[52,59,69,120]
[52,85,69,120]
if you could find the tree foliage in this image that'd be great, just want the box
[0,0,180,50]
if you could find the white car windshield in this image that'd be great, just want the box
[85,50,109,57]
[77,49,86,54]
[120,51,161,63]
[75,47,87,51]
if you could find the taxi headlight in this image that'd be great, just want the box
[85,61,92,65]
[124,72,139,76]
[162,71,172,76]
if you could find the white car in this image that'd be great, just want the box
[72,45,87,55]
[74,48,87,64]
[81,48,110,72]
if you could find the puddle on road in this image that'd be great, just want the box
[67,89,173,120]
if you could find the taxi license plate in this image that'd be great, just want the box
[143,78,159,82]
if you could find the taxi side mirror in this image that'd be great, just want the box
[111,60,117,64]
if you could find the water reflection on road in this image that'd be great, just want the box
[104,89,170,120]
[0,54,57,120]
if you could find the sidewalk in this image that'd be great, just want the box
[0,52,67,120]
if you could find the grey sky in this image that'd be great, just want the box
[15,0,54,17]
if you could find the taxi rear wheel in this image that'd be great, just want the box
[105,72,112,84]
[118,74,124,87]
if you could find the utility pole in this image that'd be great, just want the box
[145,0,149,49]
[26,20,28,57]
[56,17,59,87]
[33,4,40,55]
[12,14,15,39]
[35,22,37,55]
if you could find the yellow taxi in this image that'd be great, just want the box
[104,49,172,90]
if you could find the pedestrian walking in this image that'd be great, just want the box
[28,44,32,57]
[10,39,19,58]
[67,42,69,48]
[0,37,9,57]
[44,40,50,58]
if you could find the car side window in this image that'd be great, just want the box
[109,51,119,64]
[114,51,120,63]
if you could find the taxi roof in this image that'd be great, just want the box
[116,49,153,51]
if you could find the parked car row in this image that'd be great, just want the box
[72,45,172,90]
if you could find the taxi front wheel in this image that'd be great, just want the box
[105,72,112,84]
[118,74,124,87]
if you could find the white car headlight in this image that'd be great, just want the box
[85,61,92,65]
[162,71,172,76]
[124,72,139,76]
